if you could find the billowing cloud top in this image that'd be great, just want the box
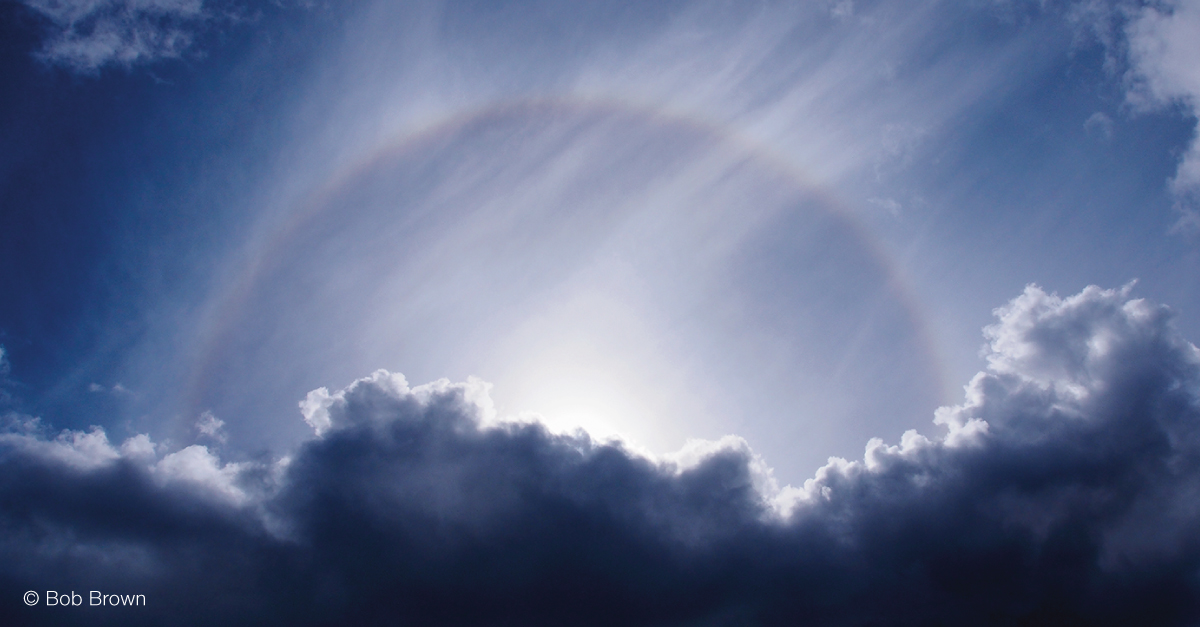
[2,283,1199,625]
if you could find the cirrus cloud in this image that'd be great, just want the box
[20,0,209,72]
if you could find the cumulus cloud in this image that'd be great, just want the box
[20,0,209,72]
[1,284,1199,625]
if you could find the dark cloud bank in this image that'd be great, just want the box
[3,284,1200,626]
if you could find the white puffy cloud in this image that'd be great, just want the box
[195,410,227,443]
[299,370,497,437]
[0,424,121,470]
[152,444,249,504]
[0,422,253,500]
[21,0,208,72]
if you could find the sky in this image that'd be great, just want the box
[1,0,1200,624]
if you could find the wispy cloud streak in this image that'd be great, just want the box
[21,0,207,71]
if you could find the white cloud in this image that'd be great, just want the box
[88,381,136,397]
[0,419,253,504]
[299,369,498,438]
[195,410,227,443]
[1125,0,1200,232]
[867,196,903,216]
[21,0,207,72]
[152,444,248,504]
[0,424,124,470]
[298,386,335,436]
[119,432,158,459]
[1084,111,1114,139]
[829,0,854,20]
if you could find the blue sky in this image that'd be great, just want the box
[2,1,1200,624]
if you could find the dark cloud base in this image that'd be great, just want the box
[3,284,1200,626]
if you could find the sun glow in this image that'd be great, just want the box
[484,279,685,449]
[508,362,645,444]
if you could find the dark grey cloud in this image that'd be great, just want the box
[2,284,1200,625]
